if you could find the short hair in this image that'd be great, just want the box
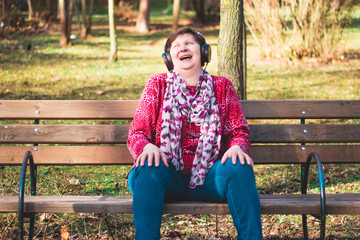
[164,27,206,53]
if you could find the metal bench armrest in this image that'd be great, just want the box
[19,151,37,240]
[301,152,326,240]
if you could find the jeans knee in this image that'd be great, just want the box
[137,159,168,173]
[221,158,255,181]
[128,159,170,193]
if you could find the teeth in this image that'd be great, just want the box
[181,55,191,60]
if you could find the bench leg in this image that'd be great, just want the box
[18,151,37,240]
[301,152,326,240]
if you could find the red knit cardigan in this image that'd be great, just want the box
[127,73,250,174]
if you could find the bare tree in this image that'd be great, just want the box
[74,1,82,31]
[59,0,72,46]
[87,0,94,35]
[182,0,191,10]
[136,0,150,33]
[27,0,33,20]
[172,0,181,32]
[218,0,247,100]
[79,0,93,38]
[80,0,87,38]
[192,0,205,23]
[108,0,117,62]
[1,0,4,16]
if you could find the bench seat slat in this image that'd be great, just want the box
[1,194,359,215]
[1,124,360,144]
[1,145,359,165]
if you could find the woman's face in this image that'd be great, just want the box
[169,33,202,72]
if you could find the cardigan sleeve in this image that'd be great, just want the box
[221,78,251,154]
[127,74,164,161]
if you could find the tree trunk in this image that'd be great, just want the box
[74,1,82,31]
[1,0,4,13]
[108,0,117,62]
[59,0,71,46]
[58,1,61,19]
[80,0,87,38]
[218,0,247,100]
[67,0,73,40]
[87,0,94,35]
[0,0,4,39]
[172,0,181,32]
[27,0,33,20]
[192,0,205,23]
[136,0,150,33]
[182,0,191,10]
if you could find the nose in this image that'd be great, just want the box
[179,44,187,52]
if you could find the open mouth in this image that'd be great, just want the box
[180,55,192,61]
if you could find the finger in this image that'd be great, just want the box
[153,150,160,167]
[232,154,237,165]
[241,152,253,167]
[147,152,153,167]
[222,150,232,164]
[221,156,225,164]
[238,154,245,165]
[135,156,140,167]
[161,152,169,167]
[221,153,228,164]
[246,155,254,167]
[242,153,251,165]
[136,154,143,167]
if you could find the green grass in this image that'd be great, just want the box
[0,3,359,240]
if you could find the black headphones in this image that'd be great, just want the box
[162,31,211,71]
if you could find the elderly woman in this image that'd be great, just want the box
[127,27,262,239]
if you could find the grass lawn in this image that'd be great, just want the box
[0,3,359,239]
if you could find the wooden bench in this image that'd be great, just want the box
[0,100,359,239]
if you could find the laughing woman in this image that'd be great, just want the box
[127,27,262,240]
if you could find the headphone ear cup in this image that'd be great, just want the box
[201,43,211,65]
[162,52,174,71]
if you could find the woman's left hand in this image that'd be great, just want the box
[221,145,254,167]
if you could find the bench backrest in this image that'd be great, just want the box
[0,100,359,166]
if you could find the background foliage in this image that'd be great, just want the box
[245,0,358,61]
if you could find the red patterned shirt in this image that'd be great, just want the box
[127,73,250,174]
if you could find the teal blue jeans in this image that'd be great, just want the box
[128,159,262,240]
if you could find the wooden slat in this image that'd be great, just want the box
[1,194,359,215]
[250,124,360,143]
[1,124,359,144]
[324,194,360,214]
[0,146,133,165]
[0,145,359,165]
[0,196,133,214]
[241,100,360,119]
[1,100,359,120]
[0,100,138,120]
[250,145,360,164]
[0,125,130,144]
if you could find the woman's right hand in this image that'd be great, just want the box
[136,143,169,168]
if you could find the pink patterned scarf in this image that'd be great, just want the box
[160,70,221,189]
